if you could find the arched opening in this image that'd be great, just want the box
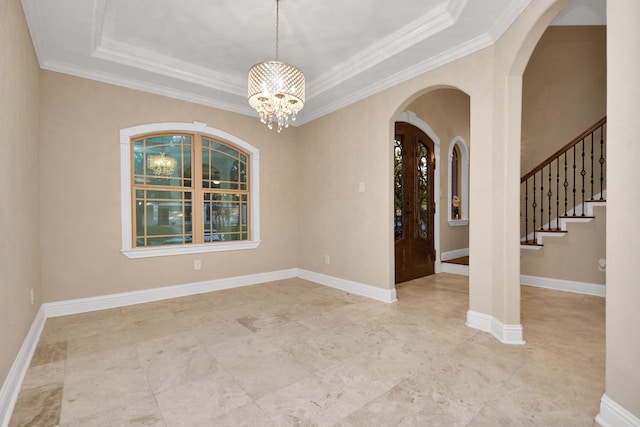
[392,88,470,286]
[519,4,607,294]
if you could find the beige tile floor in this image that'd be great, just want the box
[9,273,605,426]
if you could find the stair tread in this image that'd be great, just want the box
[521,241,543,246]
[536,229,566,233]
[586,199,606,202]
[559,215,595,219]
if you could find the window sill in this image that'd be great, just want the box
[121,240,261,259]
[448,219,468,227]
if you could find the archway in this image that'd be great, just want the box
[393,88,470,287]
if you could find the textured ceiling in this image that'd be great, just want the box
[21,0,604,126]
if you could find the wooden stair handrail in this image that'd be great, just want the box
[521,116,607,183]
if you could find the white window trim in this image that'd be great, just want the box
[447,136,469,226]
[119,121,261,258]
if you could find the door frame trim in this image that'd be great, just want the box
[396,111,441,274]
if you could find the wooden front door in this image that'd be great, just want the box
[394,122,435,283]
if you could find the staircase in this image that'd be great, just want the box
[520,117,606,249]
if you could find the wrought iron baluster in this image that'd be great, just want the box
[572,146,577,216]
[556,158,560,230]
[532,174,537,241]
[548,164,552,229]
[564,152,568,215]
[540,169,545,230]
[525,180,529,242]
[581,138,586,216]
[590,133,594,200]
[599,125,605,199]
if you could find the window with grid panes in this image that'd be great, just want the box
[131,133,250,248]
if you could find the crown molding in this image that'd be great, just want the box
[40,59,255,117]
[307,0,464,99]
[298,33,493,125]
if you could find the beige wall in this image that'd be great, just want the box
[522,26,607,174]
[521,207,606,284]
[296,43,499,292]
[406,89,470,254]
[39,72,300,302]
[0,0,41,383]
[605,0,640,419]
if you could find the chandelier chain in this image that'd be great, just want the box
[275,0,280,61]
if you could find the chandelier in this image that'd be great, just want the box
[248,0,305,133]
[147,153,177,178]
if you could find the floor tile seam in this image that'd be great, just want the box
[135,337,165,398]
[138,331,226,395]
[463,375,516,425]
[147,387,172,427]
[254,370,393,425]
[250,398,280,427]
[59,377,155,424]
[44,356,69,426]
[60,394,161,427]
[236,368,319,404]
[20,359,67,392]
[333,382,400,426]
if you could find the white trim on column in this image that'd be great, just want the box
[521,275,605,297]
[396,111,442,273]
[466,310,525,345]
[0,307,46,426]
[596,394,640,427]
[441,248,469,275]
[442,263,469,275]
[441,248,469,261]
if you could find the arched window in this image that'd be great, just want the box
[448,137,469,225]
[120,122,260,258]
[451,146,460,216]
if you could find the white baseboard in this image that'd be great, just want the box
[596,394,640,427]
[441,248,469,261]
[44,268,299,318]
[441,262,469,276]
[521,274,605,297]
[43,268,395,318]
[297,269,397,303]
[0,306,46,427]
[466,310,525,345]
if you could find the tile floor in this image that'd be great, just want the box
[9,273,605,426]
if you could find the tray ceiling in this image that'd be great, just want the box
[22,0,603,125]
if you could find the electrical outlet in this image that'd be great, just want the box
[194,259,202,270]
[325,255,330,265]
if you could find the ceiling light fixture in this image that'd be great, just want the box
[248,0,305,133]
